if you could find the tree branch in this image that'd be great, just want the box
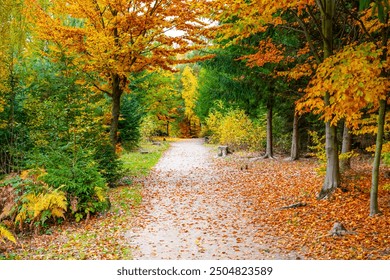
[339,0,377,44]
[290,10,322,63]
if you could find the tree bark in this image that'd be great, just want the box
[290,112,300,160]
[110,73,122,148]
[319,120,340,199]
[318,0,340,199]
[263,103,274,159]
[370,97,386,216]
[370,14,389,216]
[340,123,352,172]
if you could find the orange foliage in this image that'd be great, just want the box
[296,42,389,129]
[241,39,285,68]
[214,0,316,43]
[26,0,214,92]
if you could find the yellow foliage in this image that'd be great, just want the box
[20,168,47,180]
[15,187,67,230]
[181,66,200,125]
[297,42,389,130]
[277,62,316,80]
[0,224,16,244]
[307,131,326,175]
[206,106,266,151]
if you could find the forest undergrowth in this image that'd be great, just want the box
[0,141,170,260]
[1,145,389,260]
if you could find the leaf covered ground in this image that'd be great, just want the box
[1,140,390,260]
[219,154,390,259]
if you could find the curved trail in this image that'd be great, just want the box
[126,139,271,259]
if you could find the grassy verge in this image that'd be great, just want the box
[120,140,170,178]
[0,140,171,260]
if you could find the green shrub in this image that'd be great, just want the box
[140,114,160,141]
[94,144,123,187]
[119,95,143,150]
[34,146,111,221]
[308,131,326,175]
[383,152,390,166]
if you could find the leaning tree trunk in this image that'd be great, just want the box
[318,0,340,199]
[290,112,300,160]
[370,95,387,216]
[370,18,389,216]
[263,103,274,159]
[340,123,352,172]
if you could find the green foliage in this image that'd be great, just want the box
[119,94,143,150]
[131,70,184,138]
[382,152,390,166]
[139,114,161,141]
[19,52,114,218]
[94,144,122,187]
[36,146,111,220]
[205,102,266,151]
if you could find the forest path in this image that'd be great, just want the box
[126,138,273,259]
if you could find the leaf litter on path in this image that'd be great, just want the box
[127,139,390,260]
[126,139,293,259]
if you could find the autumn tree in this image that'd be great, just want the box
[27,0,213,148]
[366,0,389,216]
[213,0,375,198]
[181,66,200,137]
[296,1,389,213]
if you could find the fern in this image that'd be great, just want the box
[0,224,16,244]
[15,187,67,230]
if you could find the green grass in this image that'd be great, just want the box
[120,141,170,177]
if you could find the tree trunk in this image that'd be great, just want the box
[340,123,352,172]
[370,13,389,216]
[263,104,273,158]
[318,0,339,199]
[110,74,122,148]
[370,99,386,216]
[319,120,340,199]
[290,112,300,160]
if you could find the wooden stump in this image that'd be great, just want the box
[218,146,229,157]
[329,222,348,236]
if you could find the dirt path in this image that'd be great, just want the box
[126,139,272,259]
